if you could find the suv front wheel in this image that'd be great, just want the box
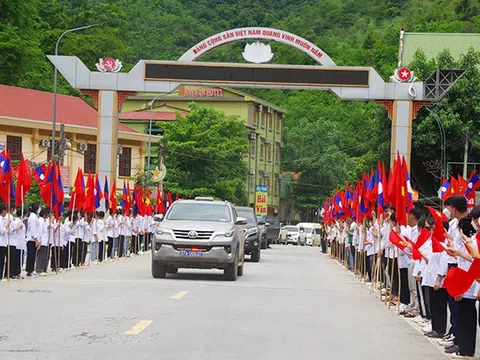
[152,259,167,278]
[224,251,238,281]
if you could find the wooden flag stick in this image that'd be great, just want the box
[6,187,11,281]
[385,248,390,306]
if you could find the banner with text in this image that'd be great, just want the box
[255,185,268,216]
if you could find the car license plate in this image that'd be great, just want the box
[180,251,203,257]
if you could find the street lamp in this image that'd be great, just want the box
[51,23,103,162]
[147,94,163,172]
[426,107,446,179]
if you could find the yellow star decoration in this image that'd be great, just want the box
[151,167,161,180]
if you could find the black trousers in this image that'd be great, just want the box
[422,285,433,320]
[13,249,22,277]
[50,246,62,271]
[432,288,448,335]
[399,268,410,305]
[390,258,399,296]
[0,246,6,280]
[107,237,114,258]
[457,298,477,356]
[366,254,373,281]
[81,242,88,264]
[26,241,36,274]
[60,243,71,269]
[416,281,427,318]
[447,263,459,341]
[119,235,125,257]
[98,241,105,262]
[4,245,16,278]
[72,238,82,266]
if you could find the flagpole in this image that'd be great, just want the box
[6,181,11,281]
[386,247,391,307]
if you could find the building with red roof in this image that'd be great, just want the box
[0,85,157,189]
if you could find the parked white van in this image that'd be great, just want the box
[297,223,321,246]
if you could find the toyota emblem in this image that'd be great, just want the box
[188,231,198,239]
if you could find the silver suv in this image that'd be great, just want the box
[151,197,246,281]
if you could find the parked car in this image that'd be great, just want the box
[312,224,322,246]
[151,197,246,281]
[297,222,318,246]
[281,225,300,245]
[262,216,282,244]
[236,206,261,262]
[256,215,268,249]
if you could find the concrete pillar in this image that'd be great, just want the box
[390,100,413,168]
[96,91,119,186]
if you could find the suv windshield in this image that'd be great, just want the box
[285,226,298,232]
[236,209,255,224]
[167,203,231,222]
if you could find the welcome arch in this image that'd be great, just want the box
[48,28,460,184]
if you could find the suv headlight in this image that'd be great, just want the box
[156,228,170,235]
[224,229,235,237]
[246,227,259,237]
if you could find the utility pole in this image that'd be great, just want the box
[58,124,66,166]
[463,132,469,179]
[159,144,165,194]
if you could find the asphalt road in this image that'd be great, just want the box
[0,245,445,360]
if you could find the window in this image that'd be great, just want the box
[249,174,255,191]
[7,136,22,161]
[266,177,271,195]
[167,203,231,222]
[261,112,265,128]
[267,144,272,162]
[275,179,279,196]
[119,147,132,177]
[250,139,256,158]
[253,109,257,125]
[269,113,273,130]
[276,116,281,132]
[275,144,280,163]
[260,139,264,160]
[84,143,97,174]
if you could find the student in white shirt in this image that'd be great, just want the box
[445,198,478,358]
[117,210,126,258]
[0,204,10,281]
[125,214,132,257]
[61,213,76,270]
[26,203,40,276]
[95,211,106,262]
[49,217,61,272]
[106,209,115,259]
[35,207,50,275]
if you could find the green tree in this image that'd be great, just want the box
[161,104,249,205]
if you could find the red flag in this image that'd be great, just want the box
[110,179,117,211]
[145,187,153,216]
[449,176,458,197]
[443,267,473,297]
[14,154,32,207]
[404,236,423,261]
[84,173,95,214]
[457,175,468,197]
[126,181,132,215]
[175,193,180,201]
[386,161,396,206]
[394,155,407,226]
[39,162,53,206]
[155,188,165,214]
[389,230,407,251]
[415,228,431,250]
[427,206,449,223]
[69,168,85,211]
[167,192,173,210]
[468,258,480,281]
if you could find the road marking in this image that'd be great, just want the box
[124,320,153,335]
[171,291,188,299]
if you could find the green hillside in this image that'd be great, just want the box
[2,0,480,217]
